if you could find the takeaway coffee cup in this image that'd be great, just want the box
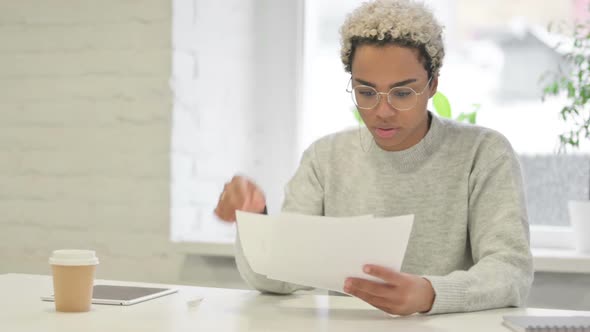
[49,250,99,312]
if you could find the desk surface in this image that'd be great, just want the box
[2,273,589,332]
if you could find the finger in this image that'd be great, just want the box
[228,177,250,210]
[242,178,261,208]
[218,186,227,202]
[346,288,394,314]
[222,178,251,220]
[363,265,406,286]
[374,304,396,316]
[240,179,253,210]
[237,179,265,213]
[344,277,394,298]
[216,188,242,222]
[214,184,234,221]
[245,181,266,212]
[347,288,413,316]
[215,204,237,222]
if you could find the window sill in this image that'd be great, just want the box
[532,248,590,274]
[174,240,235,257]
[175,240,590,274]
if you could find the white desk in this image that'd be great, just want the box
[2,273,589,332]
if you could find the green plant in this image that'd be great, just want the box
[353,107,364,124]
[541,20,590,152]
[432,91,479,124]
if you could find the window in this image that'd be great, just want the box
[303,0,590,154]
[172,0,588,250]
[302,0,590,249]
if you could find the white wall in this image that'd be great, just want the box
[0,0,300,287]
[171,0,303,242]
[0,0,185,283]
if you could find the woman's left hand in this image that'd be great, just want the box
[343,265,435,316]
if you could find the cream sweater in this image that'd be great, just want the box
[235,113,533,314]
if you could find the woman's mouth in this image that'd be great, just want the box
[374,127,400,138]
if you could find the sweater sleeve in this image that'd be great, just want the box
[234,145,324,293]
[424,142,534,314]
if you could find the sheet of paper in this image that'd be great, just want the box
[236,212,374,276]
[235,210,276,275]
[266,213,414,292]
[236,211,414,293]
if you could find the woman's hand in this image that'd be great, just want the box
[343,265,435,316]
[214,176,266,222]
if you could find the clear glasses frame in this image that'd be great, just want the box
[346,76,433,111]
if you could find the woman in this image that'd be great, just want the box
[214,0,533,316]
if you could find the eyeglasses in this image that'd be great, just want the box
[346,77,433,111]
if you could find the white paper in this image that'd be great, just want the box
[235,211,414,293]
[266,214,414,292]
[235,210,276,275]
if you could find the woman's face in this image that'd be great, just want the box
[351,44,438,151]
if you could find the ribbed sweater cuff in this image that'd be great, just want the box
[422,275,468,315]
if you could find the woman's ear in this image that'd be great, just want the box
[428,75,439,98]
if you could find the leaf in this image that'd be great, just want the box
[568,81,576,98]
[547,82,560,95]
[455,113,467,122]
[432,91,452,118]
[456,112,478,124]
[352,108,364,125]
[543,18,590,152]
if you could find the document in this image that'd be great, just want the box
[235,211,277,275]
[503,315,590,332]
[236,211,414,292]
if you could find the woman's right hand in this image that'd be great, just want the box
[214,176,267,222]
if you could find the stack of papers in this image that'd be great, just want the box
[236,211,414,293]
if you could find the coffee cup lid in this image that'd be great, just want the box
[49,250,99,266]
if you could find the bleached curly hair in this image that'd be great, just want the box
[340,0,445,78]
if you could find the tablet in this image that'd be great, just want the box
[41,285,178,306]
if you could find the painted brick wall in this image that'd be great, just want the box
[0,0,185,283]
[171,0,302,242]
[0,0,299,288]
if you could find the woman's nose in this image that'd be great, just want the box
[374,94,398,118]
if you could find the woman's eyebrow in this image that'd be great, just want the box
[354,77,418,88]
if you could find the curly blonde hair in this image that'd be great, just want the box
[340,0,445,78]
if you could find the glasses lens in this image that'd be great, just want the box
[388,87,417,110]
[352,86,378,109]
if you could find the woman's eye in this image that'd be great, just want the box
[357,89,376,97]
[392,90,412,98]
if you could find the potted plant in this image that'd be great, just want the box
[542,17,590,253]
[432,91,479,124]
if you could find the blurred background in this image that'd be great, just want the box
[1,0,589,310]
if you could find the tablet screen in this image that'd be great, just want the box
[41,284,178,305]
[93,285,173,301]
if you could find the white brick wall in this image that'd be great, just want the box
[0,0,183,283]
[170,0,303,242]
[0,0,302,287]
[171,0,253,242]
